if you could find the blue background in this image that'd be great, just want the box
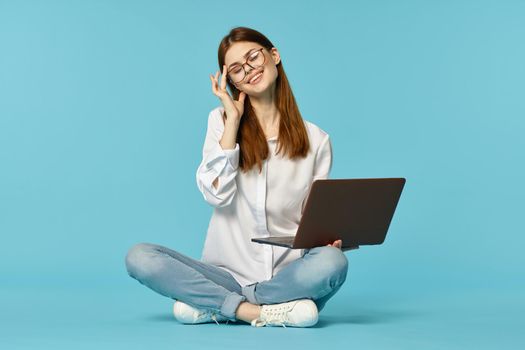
[1,0,523,348]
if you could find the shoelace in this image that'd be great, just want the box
[251,304,293,328]
[196,310,230,326]
[209,313,230,326]
[175,302,231,325]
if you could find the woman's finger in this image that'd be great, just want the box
[220,64,227,90]
[210,75,217,95]
[238,90,246,103]
[211,71,218,88]
[211,73,222,97]
[214,71,219,88]
[211,71,226,98]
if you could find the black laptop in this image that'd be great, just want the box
[251,178,406,250]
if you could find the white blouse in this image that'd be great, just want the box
[196,106,333,287]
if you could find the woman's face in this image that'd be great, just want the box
[224,41,281,96]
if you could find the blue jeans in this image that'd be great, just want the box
[125,243,348,321]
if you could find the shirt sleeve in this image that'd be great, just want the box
[312,134,333,182]
[196,109,240,208]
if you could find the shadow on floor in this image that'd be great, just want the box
[143,305,426,328]
[313,307,426,328]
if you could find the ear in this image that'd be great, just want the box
[270,47,281,65]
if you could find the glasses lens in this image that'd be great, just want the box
[229,66,245,84]
[229,50,265,83]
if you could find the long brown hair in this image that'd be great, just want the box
[218,27,310,174]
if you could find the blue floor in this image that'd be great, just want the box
[3,281,523,349]
[2,0,524,349]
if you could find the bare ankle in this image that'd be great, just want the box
[235,301,262,323]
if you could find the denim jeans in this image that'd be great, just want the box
[125,242,349,321]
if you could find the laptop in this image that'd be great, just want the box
[251,178,406,250]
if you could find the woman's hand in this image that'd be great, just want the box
[210,64,246,123]
[326,239,359,252]
[327,239,343,250]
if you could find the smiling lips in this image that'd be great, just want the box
[248,70,264,84]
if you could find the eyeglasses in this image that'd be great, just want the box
[226,48,266,84]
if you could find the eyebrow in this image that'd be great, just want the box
[228,48,258,69]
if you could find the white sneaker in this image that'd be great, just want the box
[250,299,318,328]
[172,301,233,325]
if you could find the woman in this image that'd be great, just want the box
[125,26,349,328]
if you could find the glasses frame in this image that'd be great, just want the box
[226,47,267,84]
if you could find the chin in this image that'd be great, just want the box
[246,77,274,94]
